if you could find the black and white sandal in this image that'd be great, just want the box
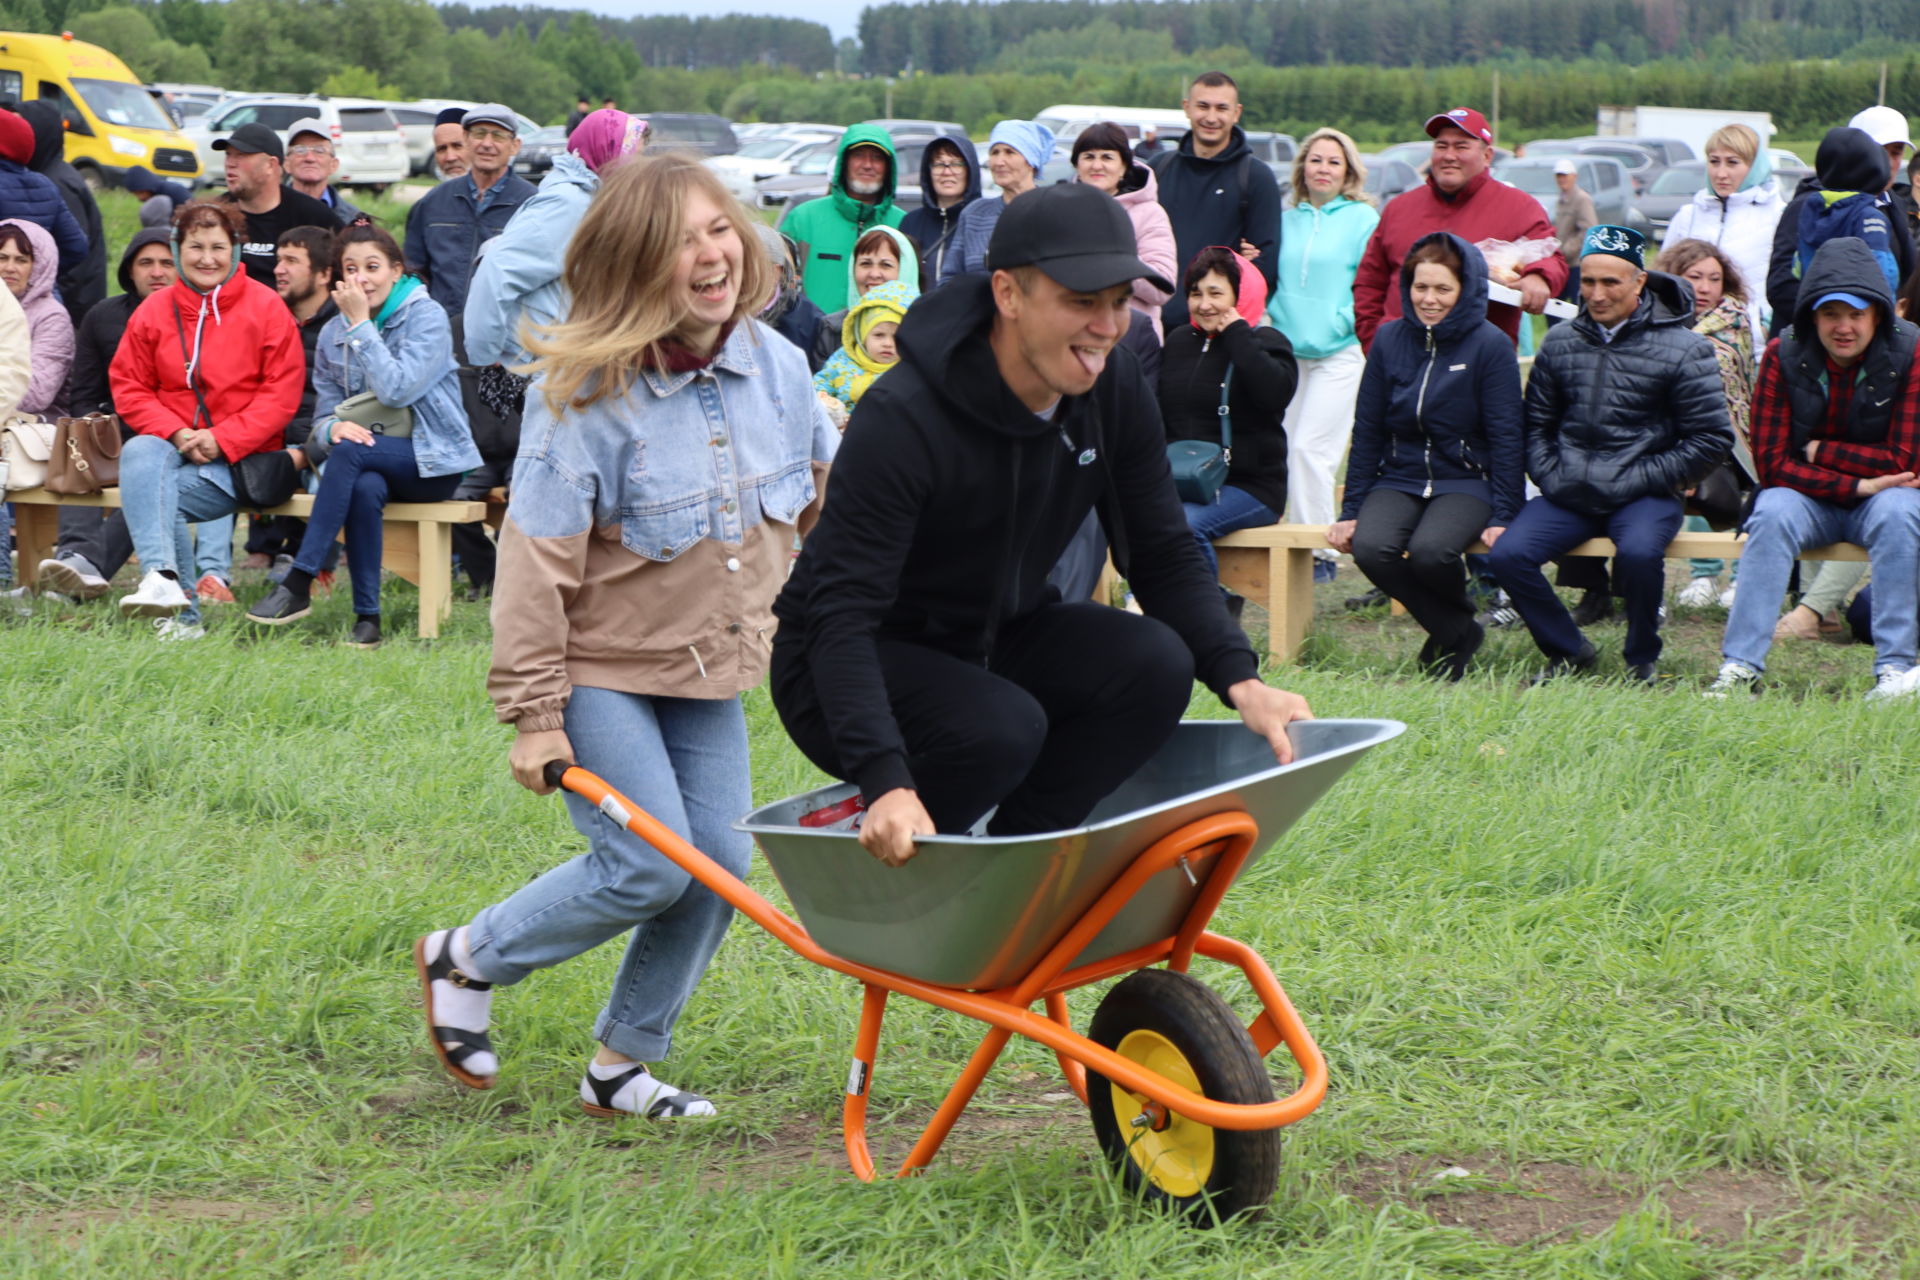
[413,931,498,1090]
[580,1063,717,1119]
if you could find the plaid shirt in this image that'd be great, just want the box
[1749,335,1920,505]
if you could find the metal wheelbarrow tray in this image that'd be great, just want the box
[550,717,1402,1224]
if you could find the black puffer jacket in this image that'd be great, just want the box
[17,100,105,326]
[1523,271,1733,515]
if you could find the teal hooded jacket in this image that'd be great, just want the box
[780,124,905,314]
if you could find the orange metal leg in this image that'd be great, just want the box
[1045,993,1088,1104]
[842,984,887,1182]
[898,1023,1016,1176]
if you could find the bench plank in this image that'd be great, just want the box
[7,487,484,638]
[1213,523,1869,663]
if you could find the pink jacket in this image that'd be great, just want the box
[1114,163,1176,337]
[0,217,72,418]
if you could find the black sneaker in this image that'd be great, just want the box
[245,584,311,625]
[346,618,381,649]
[1442,621,1486,683]
[1625,661,1659,685]
[1569,589,1616,627]
[1344,586,1388,612]
[1224,594,1246,622]
[1526,642,1598,688]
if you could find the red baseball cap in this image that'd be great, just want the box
[1424,107,1494,144]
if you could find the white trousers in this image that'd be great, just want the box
[1282,343,1366,556]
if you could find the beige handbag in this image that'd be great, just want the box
[0,415,55,492]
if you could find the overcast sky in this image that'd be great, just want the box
[586,0,872,43]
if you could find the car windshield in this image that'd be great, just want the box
[340,108,397,132]
[738,139,799,159]
[1524,141,1579,156]
[793,144,836,174]
[72,78,174,131]
[1650,166,1705,195]
[1494,165,1558,195]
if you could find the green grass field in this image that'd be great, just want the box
[2,567,1917,1277]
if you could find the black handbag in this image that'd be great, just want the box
[1167,365,1233,505]
[174,304,300,510]
[1685,461,1750,531]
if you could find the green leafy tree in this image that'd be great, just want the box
[68,6,214,81]
[320,66,402,99]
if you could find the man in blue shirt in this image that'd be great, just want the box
[403,104,534,316]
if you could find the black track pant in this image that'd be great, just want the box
[1351,488,1490,649]
[772,602,1196,837]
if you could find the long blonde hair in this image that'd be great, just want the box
[526,152,774,411]
[1289,128,1371,207]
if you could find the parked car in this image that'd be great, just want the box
[510,125,568,180]
[186,95,408,189]
[388,100,467,175]
[1360,154,1422,204]
[1492,155,1648,233]
[1375,138,1514,175]
[1244,130,1297,165]
[642,112,738,156]
[709,129,845,202]
[1526,138,1663,193]
[863,118,965,141]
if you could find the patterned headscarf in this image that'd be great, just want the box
[567,109,648,174]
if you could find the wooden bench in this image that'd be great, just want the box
[1213,524,1870,663]
[7,487,488,639]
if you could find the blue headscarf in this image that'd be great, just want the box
[989,120,1055,175]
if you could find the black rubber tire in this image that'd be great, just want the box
[1087,968,1280,1227]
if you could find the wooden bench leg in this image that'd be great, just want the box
[1267,546,1315,663]
[414,521,453,640]
[12,503,60,591]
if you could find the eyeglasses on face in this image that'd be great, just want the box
[466,127,515,143]
[288,145,334,158]
[930,160,966,172]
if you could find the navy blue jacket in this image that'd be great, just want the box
[19,100,105,325]
[0,158,86,282]
[1342,232,1526,525]
[124,165,193,208]
[403,171,537,316]
[899,138,981,287]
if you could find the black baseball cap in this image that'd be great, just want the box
[213,122,284,160]
[985,183,1174,295]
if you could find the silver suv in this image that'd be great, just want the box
[186,96,409,189]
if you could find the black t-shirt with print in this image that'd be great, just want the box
[225,188,338,287]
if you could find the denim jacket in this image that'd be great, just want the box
[304,286,482,478]
[489,319,839,725]
[462,151,597,368]
[403,172,537,316]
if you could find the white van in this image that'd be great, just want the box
[185,95,409,189]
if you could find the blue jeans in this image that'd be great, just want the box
[1722,485,1920,675]
[1489,493,1683,667]
[465,689,752,1062]
[294,435,461,616]
[1181,485,1279,580]
[120,434,243,626]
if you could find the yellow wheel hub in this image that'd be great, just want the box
[1109,1029,1213,1197]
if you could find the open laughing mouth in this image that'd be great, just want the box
[692,271,731,302]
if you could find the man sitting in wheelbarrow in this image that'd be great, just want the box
[771,183,1313,866]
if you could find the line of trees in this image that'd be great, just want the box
[858,0,1920,77]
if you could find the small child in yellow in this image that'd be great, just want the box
[812,278,917,425]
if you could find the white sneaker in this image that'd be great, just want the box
[38,555,110,600]
[152,617,206,642]
[1864,666,1920,703]
[1677,577,1719,608]
[1702,660,1762,700]
[118,570,191,618]
[1717,585,1737,609]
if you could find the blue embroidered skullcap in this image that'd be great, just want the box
[1580,224,1647,268]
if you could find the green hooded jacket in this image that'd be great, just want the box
[781,124,905,314]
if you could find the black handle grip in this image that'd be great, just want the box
[543,759,571,789]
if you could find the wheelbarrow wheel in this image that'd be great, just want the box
[1086,968,1279,1226]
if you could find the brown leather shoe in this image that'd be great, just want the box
[1774,606,1823,641]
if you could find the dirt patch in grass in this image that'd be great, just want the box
[5,1198,282,1244]
[698,1080,1091,1189]
[1345,1154,1806,1246]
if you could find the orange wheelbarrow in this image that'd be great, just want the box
[547,718,1402,1225]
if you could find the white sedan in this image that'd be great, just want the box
[708,132,842,202]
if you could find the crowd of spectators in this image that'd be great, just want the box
[4,82,1920,697]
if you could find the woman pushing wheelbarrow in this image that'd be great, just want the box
[416,172,1345,1222]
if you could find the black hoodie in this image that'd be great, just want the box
[17,99,105,325]
[771,274,1260,802]
[898,136,981,286]
[64,227,172,417]
[1146,125,1281,328]
[1773,235,1919,458]
[1767,128,1915,336]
